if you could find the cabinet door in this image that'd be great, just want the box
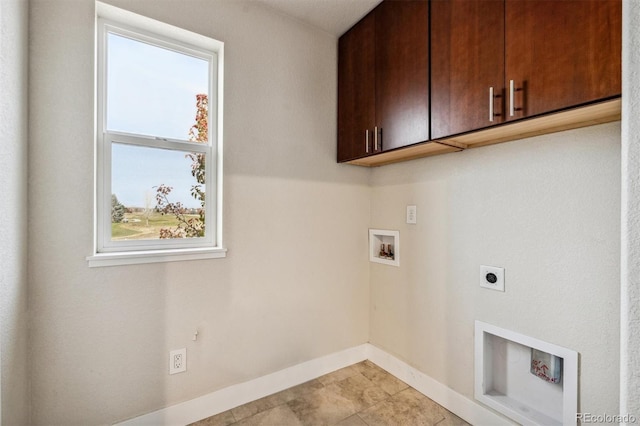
[375,0,429,151]
[505,0,621,121]
[431,0,505,140]
[338,12,376,163]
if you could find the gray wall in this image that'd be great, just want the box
[369,123,621,416]
[0,0,30,424]
[28,0,370,424]
[621,0,640,420]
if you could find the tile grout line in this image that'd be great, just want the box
[190,359,470,426]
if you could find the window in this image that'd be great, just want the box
[89,3,225,267]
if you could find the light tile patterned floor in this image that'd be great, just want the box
[190,361,471,426]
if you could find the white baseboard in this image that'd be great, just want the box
[116,343,509,426]
[365,344,512,426]
[115,345,369,426]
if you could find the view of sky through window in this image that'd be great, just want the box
[112,144,205,209]
[107,32,209,209]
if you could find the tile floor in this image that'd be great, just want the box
[190,360,471,426]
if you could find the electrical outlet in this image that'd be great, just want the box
[169,348,187,374]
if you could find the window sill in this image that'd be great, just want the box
[87,247,227,267]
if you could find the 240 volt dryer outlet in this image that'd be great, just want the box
[480,265,505,292]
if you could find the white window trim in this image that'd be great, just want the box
[87,247,227,268]
[89,2,225,267]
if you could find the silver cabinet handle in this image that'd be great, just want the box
[374,126,379,151]
[489,87,494,122]
[365,129,370,153]
[509,80,515,117]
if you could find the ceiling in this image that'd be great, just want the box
[255,0,381,36]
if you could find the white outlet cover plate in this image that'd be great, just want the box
[480,265,505,292]
[169,348,187,374]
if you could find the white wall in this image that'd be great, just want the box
[28,1,370,424]
[0,0,30,424]
[621,0,640,419]
[369,123,621,417]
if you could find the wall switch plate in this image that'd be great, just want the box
[406,205,417,224]
[169,348,187,374]
[480,265,505,292]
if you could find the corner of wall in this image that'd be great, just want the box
[620,0,640,419]
[0,0,31,424]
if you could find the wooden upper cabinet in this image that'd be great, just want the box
[340,0,621,166]
[338,1,429,162]
[431,0,621,139]
[375,0,429,152]
[337,11,375,163]
[431,0,505,140]
[505,0,621,121]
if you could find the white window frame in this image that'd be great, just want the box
[88,2,225,267]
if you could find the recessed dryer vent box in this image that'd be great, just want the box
[369,229,399,267]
